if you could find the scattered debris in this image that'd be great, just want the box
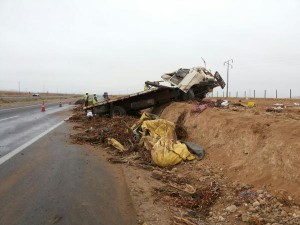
[192,98,216,113]
[183,141,205,159]
[266,107,283,113]
[192,104,207,113]
[248,101,256,107]
[232,102,247,107]
[69,109,200,168]
[107,138,128,152]
[215,99,229,108]
[273,103,284,108]
[49,214,63,224]
[154,181,220,216]
[173,215,196,225]
[86,110,93,120]
[220,100,229,107]
[199,98,216,107]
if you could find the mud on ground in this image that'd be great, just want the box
[68,98,300,225]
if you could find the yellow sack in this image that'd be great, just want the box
[131,112,151,131]
[151,138,195,167]
[140,136,155,152]
[107,138,127,152]
[141,119,195,167]
[141,119,176,141]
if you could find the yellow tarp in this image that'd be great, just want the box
[141,119,195,167]
[131,112,151,131]
[107,138,127,152]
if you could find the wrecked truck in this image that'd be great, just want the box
[84,66,225,116]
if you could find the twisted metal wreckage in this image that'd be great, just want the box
[84,66,225,117]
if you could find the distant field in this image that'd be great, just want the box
[0,91,81,108]
[0,90,79,97]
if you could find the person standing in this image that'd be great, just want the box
[92,93,98,105]
[144,83,150,91]
[83,92,89,107]
[103,92,109,100]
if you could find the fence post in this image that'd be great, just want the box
[290,89,292,99]
[276,89,278,99]
[254,90,256,99]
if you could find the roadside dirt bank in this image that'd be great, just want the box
[161,101,300,197]
[68,98,300,225]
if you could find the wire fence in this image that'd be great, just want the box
[209,89,299,99]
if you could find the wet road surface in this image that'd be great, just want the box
[0,106,137,225]
[0,102,71,157]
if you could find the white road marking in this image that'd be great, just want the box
[0,120,65,166]
[0,116,19,122]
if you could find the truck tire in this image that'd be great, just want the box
[111,106,126,116]
[181,89,195,101]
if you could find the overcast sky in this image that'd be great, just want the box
[0,0,300,97]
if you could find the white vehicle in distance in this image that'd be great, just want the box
[32,93,40,97]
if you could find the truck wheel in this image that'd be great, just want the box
[111,106,126,116]
[181,89,195,101]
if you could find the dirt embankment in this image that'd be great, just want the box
[68,99,300,225]
[161,102,300,197]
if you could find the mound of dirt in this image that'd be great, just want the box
[161,102,300,197]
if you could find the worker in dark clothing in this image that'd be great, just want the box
[83,92,89,107]
[103,92,109,100]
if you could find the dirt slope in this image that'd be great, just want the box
[69,101,300,224]
[160,102,300,197]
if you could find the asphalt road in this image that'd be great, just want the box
[0,105,137,225]
[0,102,71,157]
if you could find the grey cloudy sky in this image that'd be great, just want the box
[0,0,300,97]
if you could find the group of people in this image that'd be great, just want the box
[83,92,97,107]
[83,92,109,107]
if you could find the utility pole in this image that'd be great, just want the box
[224,59,233,98]
[264,90,266,99]
[18,81,20,93]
